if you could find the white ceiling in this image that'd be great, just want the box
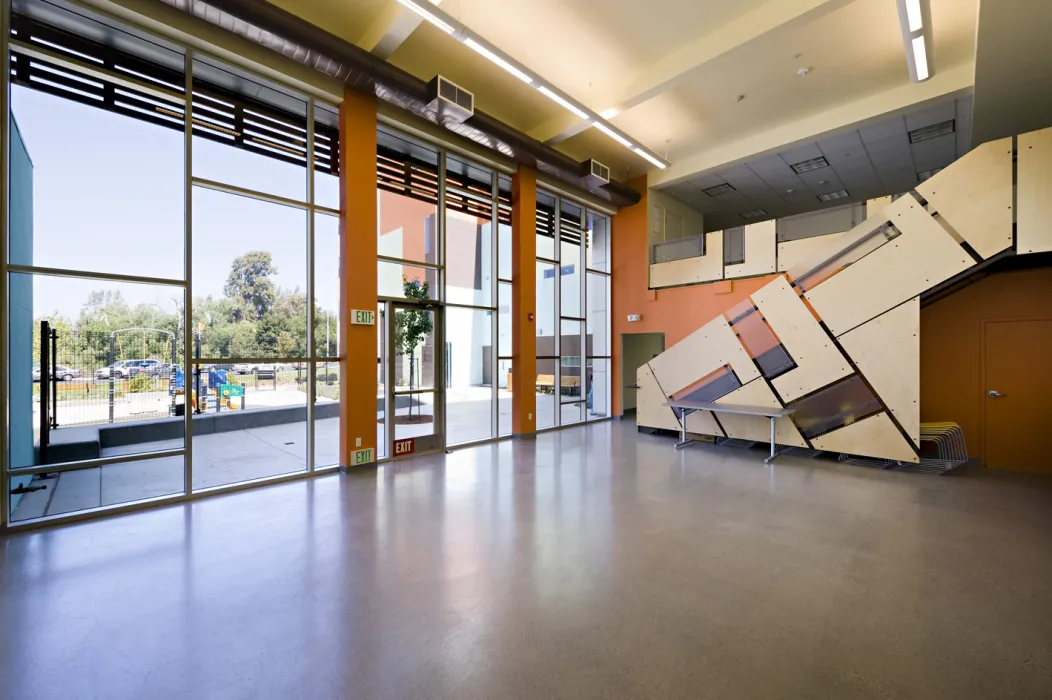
[273,0,980,186]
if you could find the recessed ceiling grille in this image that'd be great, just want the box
[702,183,736,197]
[790,156,829,174]
[909,119,955,143]
[917,167,943,182]
[817,189,849,203]
[740,209,767,219]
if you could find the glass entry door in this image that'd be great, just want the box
[382,300,444,458]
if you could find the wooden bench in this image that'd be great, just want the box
[664,399,796,464]
[506,372,581,393]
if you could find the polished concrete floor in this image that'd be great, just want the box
[2,420,1051,699]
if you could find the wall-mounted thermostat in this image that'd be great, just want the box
[627,314,642,322]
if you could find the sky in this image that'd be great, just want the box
[11,85,341,320]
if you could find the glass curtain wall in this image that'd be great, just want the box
[2,4,341,525]
[535,189,612,431]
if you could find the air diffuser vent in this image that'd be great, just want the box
[908,119,954,143]
[817,189,849,203]
[790,156,829,174]
[702,183,736,197]
[740,209,768,219]
[426,75,474,123]
[583,159,610,185]
[917,167,943,182]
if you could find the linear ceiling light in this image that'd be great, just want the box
[463,37,532,84]
[896,0,932,82]
[395,0,670,169]
[395,0,455,34]
[537,86,588,120]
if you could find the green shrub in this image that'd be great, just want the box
[128,375,153,393]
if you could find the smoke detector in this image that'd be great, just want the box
[797,67,812,77]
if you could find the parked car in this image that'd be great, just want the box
[144,362,179,377]
[233,363,259,374]
[33,363,82,381]
[95,360,143,379]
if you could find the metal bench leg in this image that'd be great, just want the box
[763,416,777,464]
[675,408,694,450]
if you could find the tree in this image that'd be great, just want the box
[224,251,277,322]
[394,277,433,418]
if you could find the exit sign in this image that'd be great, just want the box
[352,309,375,325]
[394,438,415,456]
[352,448,374,465]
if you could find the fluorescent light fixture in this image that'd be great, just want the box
[633,147,667,170]
[599,107,620,119]
[395,0,455,34]
[537,86,588,120]
[592,121,633,148]
[904,0,923,31]
[912,35,929,81]
[463,38,533,83]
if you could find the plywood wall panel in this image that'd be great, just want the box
[805,195,973,336]
[636,362,681,432]
[685,410,723,437]
[714,380,808,447]
[839,299,920,447]
[751,275,853,402]
[811,412,919,463]
[726,220,777,279]
[1018,127,1052,255]
[916,137,1013,259]
[777,232,846,272]
[648,316,760,396]
[649,232,724,288]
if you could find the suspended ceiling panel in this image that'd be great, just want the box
[811,412,918,462]
[838,299,920,447]
[805,194,973,337]
[714,380,807,448]
[1017,127,1052,255]
[648,316,760,396]
[750,275,852,403]
[916,137,1014,259]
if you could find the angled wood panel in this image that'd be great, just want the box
[916,137,1013,259]
[751,275,853,402]
[805,195,974,336]
[811,412,918,463]
[649,232,724,288]
[838,299,920,447]
[725,220,777,279]
[685,409,723,437]
[636,362,681,432]
[1018,126,1052,255]
[648,316,760,396]
[777,232,845,272]
[714,380,807,447]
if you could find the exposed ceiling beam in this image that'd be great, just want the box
[358,1,433,59]
[528,0,854,146]
[649,60,975,188]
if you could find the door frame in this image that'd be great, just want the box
[979,316,1052,467]
[382,298,445,460]
[619,331,665,415]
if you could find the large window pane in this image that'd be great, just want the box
[192,58,308,202]
[537,190,557,260]
[315,212,340,357]
[9,456,184,523]
[561,402,584,426]
[314,103,340,210]
[191,363,307,490]
[10,85,184,280]
[379,261,438,300]
[498,282,512,357]
[587,273,610,357]
[446,307,494,446]
[446,209,493,307]
[6,273,186,469]
[498,359,513,436]
[498,222,512,281]
[560,242,583,318]
[192,187,307,359]
[314,361,340,468]
[536,262,556,344]
[561,320,584,402]
[394,308,435,392]
[378,190,437,264]
[587,359,610,420]
[377,302,386,459]
[535,358,557,430]
[587,211,611,272]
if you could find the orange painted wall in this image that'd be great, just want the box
[920,266,1052,463]
[611,177,780,415]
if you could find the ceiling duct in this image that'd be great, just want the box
[156,0,640,207]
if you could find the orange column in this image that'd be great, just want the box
[338,87,378,469]
[511,166,537,437]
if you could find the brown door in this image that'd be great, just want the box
[984,319,1052,473]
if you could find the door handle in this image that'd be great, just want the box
[988,390,1005,398]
